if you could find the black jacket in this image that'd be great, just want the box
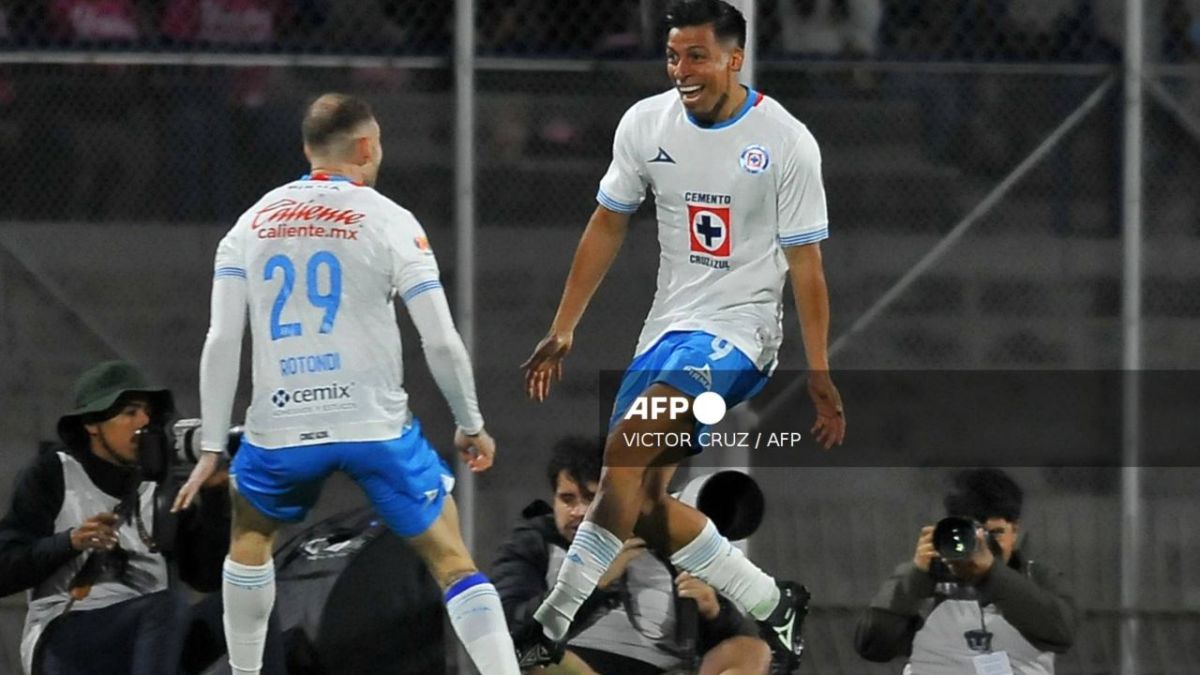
[854,547,1078,662]
[491,501,754,659]
[0,445,231,598]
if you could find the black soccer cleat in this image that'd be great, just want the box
[513,621,565,669]
[758,580,810,674]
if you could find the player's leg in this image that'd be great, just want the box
[624,334,808,669]
[223,441,332,675]
[698,636,772,675]
[346,422,521,675]
[223,483,283,675]
[630,449,781,621]
[405,496,521,675]
[532,388,692,643]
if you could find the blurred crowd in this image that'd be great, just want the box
[0,0,1197,226]
[0,0,1196,61]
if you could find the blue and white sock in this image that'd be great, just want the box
[222,558,275,675]
[669,518,781,620]
[445,573,521,675]
[534,521,623,641]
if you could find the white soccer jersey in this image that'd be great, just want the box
[208,174,452,448]
[598,88,829,370]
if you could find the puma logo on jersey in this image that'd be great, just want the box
[648,147,676,164]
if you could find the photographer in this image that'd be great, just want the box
[0,360,279,674]
[493,436,773,675]
[854,469,1077,674]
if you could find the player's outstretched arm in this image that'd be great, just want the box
[784,243,846,449]
[522,205,631,401]
[405,287,493,472]
[175,273,248,512]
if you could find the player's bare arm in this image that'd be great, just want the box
[523,205,631,401]
[784,242,846,449]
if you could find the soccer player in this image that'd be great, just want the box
[518,0,846,670]
[172,93,521,675]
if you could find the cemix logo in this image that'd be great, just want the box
[272,383,354,409]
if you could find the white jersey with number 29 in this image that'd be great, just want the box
[208,174,447,449]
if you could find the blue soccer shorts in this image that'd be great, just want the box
[609,330,770,442]
[230,418,455,537]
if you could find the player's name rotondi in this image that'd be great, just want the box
[279,352,342,377]
[620,431,805,449]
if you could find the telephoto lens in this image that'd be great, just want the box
[932,516,979,561]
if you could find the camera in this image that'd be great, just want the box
[170,419,244,465]
[932,516,980,562]
[134,418,243,484]
[132,419,242,557]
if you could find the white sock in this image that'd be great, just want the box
[444,573,521,675]
[222,557,275,675]
[669,518,781,620]
[534,521,622,641]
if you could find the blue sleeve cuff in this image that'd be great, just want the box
[401,280,443,303]
[778,226,829,248]
[596,189,640,214]
[214,266,247,280]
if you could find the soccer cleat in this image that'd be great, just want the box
[758,581,810,674]
[513,621,565,669]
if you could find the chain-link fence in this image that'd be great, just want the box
[2,1,1200,674]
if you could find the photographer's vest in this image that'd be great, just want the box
[905,597,1055,675]
[20,452,168,674]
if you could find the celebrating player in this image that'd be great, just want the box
[519,0,846,669]
[173,94,521,675]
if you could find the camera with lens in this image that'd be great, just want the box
[134,419,243,484]
[929,516,1003,588]
[132,419,243,556]
[933,516,982,562]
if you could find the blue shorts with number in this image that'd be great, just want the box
[230,418,454,537]
[609,331,770,442]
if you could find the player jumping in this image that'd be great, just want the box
[518,0,846,670]
[173,94,521,675]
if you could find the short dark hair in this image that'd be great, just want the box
[301,93,375,151]
[944,468,1024,522]
[664,0,746,48]
[545,436,603,493]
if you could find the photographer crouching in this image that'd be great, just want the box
[854,469,1078,675]
[0,361,281,674]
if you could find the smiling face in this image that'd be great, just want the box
[666,23,744,123]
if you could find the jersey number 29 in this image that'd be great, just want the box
[264,251,342,340]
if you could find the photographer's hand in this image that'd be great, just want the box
[171,453,221,512]
[70,512,120,552]
[913,525,937,572]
